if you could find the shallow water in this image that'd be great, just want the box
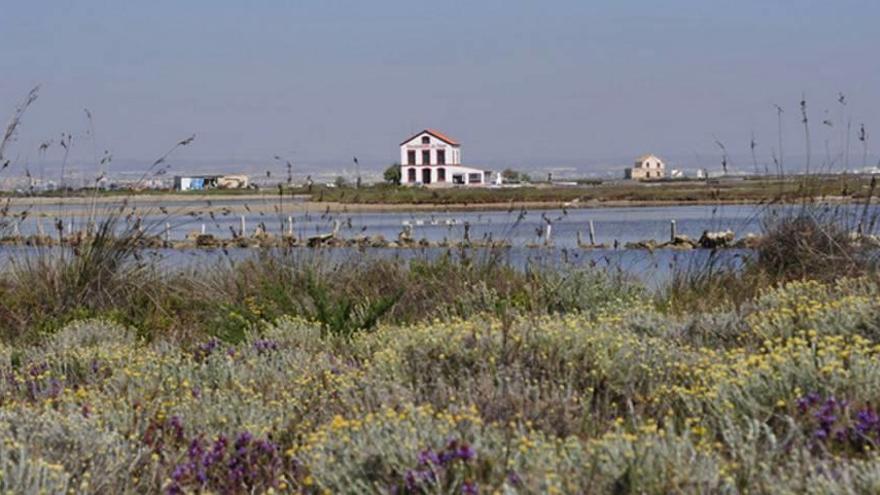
[1,202,872,287]
[6,203,771,243]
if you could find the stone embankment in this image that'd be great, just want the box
[2,228,878,251]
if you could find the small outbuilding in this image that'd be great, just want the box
[174,174,250,191]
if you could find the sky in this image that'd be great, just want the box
[1,0,878,179]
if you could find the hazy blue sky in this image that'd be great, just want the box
[1,0,878,176]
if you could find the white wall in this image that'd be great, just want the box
[401,165,490,186]
[400,132,461,166]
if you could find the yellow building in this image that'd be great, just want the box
[625,154,666,180]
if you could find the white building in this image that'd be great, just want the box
[400,129,491,186]
[625,154,666,180]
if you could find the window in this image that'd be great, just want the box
[421,168,432,184]
[407,150,416,165]
[407,167,416,183]
[422,150,431,165]
[452,174,465,185]
[437,167,446,182]
[437,149,446,165]
[468,173,482,184]
[421,136,430,145]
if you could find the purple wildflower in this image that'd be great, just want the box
[507,470,523,486]
[456,443,476,461]
[462,481,479,494]
[418,449,440,466]
[253,339,279,354]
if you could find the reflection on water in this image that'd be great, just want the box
[0,244,749,289]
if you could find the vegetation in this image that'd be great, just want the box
[0,200,874,493]
[293,175,877,206]
[4,274,880,492]
[384,163,402,185]
[12,175,876,208]
[501,168,531,183]
[0,246,639,344]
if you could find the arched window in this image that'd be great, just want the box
[407,168,416,183]
[437,167,446,182]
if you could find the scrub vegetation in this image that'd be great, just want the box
[294,175,876,207]
[0,203,877,494]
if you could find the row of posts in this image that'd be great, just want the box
[165,215,297,241]
[13,215,682,246]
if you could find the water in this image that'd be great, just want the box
[9,200,873,246]
[1,202,872,286]
[126,203,769,245]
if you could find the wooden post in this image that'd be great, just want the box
[463,222,471,243]
[577,230,583,246]
[201,223,206,235]
[37,217,45,237]
[670,220,677,243]
[287,216,294,236]
[544,223,552,246]
[13,222,20,238]
[165,222,171,243]
[588,220,596,245]
[240,215,246,237]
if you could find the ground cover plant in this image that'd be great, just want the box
[2,274,880,493]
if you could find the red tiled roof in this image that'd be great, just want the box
[400,129,460,146]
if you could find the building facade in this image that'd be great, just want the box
[174,174,250,191]
[625,154,666,180]
[399,129,490,186]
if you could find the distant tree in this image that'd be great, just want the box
[501,168,531,183]
[384,163,402,185]
[334,176,348,188]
